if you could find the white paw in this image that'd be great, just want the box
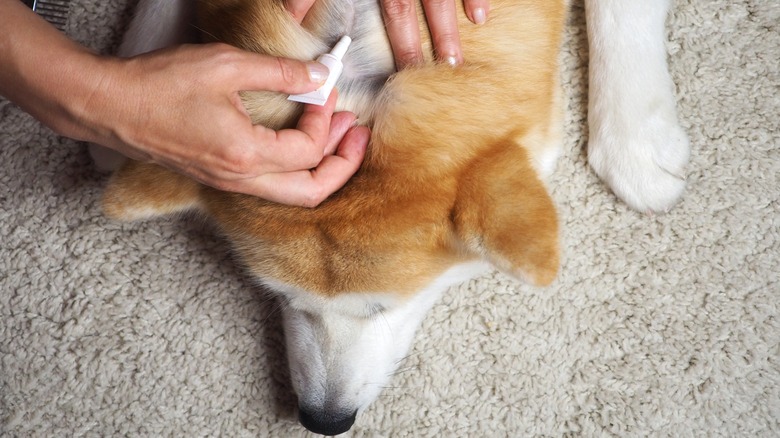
[588,105,690,214]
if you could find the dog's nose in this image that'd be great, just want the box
[298,406,357,436]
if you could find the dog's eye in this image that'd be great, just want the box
[364,303,386,318]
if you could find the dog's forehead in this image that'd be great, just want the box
[262,278,403,317]
[261,260,492,318]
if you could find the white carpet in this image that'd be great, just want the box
[1,1,778,436]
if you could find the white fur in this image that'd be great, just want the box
[585,0,690,213]
[269,261,490,421]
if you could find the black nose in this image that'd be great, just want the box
[298,407,357,436]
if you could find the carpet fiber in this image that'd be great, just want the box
[2,1,778,436]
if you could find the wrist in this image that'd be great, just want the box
[0,0,120,145]
[33,49,123,148]
[62,53,129,147]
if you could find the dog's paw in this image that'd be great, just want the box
[588,104,690,214]
[584,0,690,213]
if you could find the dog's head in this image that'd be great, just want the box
[102,132,559,433]
[265,261,488,435]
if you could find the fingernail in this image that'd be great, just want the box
[307,62,330,84]
[473,8,486,25]
[445,55,460,68]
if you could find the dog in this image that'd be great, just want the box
[91,0,689,434]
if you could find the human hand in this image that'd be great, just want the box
[99,44,368,207]
[380,0,488,69]
[284,0,489,69]
[0,1,368,207]
[89,44,368,207]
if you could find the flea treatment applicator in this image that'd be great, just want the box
[289,36,352,106]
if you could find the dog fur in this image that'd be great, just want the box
[585,0,690,213]
[92,0,689,434]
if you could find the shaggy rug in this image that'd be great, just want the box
[1,0,778,436]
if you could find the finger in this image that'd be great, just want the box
[295,88,339,141]
[230,50,329,94]
[284,0,317,23]
[381,0,424,69]
[323,111,358,156]
[464,0,489,25]
[251,125,370,207]
[307,124,370,199]
[421,0,463,66]
[251,90,339,172]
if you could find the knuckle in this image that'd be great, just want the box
[307,153,325,169]
[208,42,233,53]
[435,29,459,41]
[293,146,325,170]
[207,44,244,76]
[423,0,451,8]
[209,43,239,62]
[285,0,310,20]
[304,151,325,169]
[301,189,327,208]
[275,57,302,87]
[220,146,254,175]
[395,48,423,66]
[382,0,416,20]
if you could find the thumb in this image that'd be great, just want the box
[233,52,329,94]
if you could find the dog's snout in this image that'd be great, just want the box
[298,406,357,436]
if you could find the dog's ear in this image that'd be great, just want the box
[452,142,559,286]
[102,160,202,221]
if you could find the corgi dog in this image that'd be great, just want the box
[92,0,689,434]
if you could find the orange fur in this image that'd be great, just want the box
[103,160,201,220]
[103,0,566,297]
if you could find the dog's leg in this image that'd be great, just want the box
[117,0,197,57]
[585,0,690,213]
[102,161,202,221]
[90,0,197,172]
